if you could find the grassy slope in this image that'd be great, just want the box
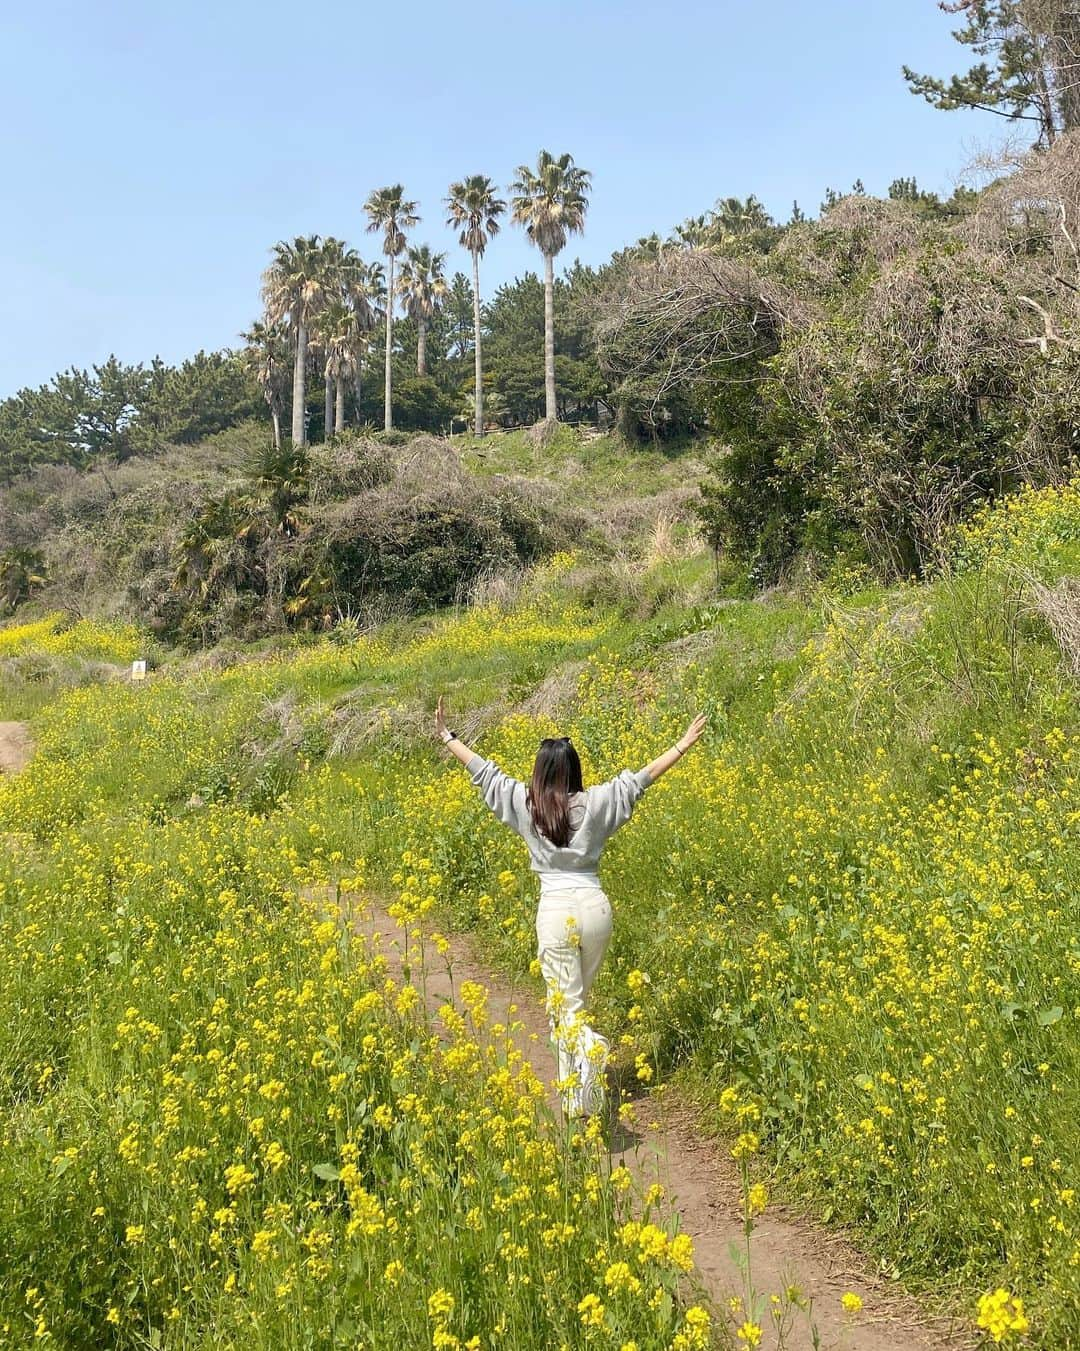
[2,435,1080,1343]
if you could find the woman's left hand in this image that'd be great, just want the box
[435,693,448,739]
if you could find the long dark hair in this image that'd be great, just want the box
[526,736,584,846]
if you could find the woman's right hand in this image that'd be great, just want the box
[678,711,708,752]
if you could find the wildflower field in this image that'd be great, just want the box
[2,482,1080,1346]
[0,587,711,1348]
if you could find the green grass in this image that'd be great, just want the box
[4,473,1080,1345]
[455,425,708,499]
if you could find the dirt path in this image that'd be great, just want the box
[317,887,975,1351]
[0,722,32,775]
[0,717,971,1346]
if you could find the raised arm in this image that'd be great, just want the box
[639,711,708,786]
[587,712,707,836]
[589,766,652,837]
[435,693,479,767]
[434,694,528,832]
[433,695,707,825]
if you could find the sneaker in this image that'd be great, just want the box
[576,1030,610,1118]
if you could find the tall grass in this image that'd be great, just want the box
[3,480,1080,1344]
[0,605,710,1349]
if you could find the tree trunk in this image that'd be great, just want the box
[336,376,345,432]
[417,319,427,377]
[1033,32,1059,145]
[543,251,556,422]
[292,321,308,445]
[1054,10,1080,131]
[324,372,334,440]
[472,248,484,437]
[384,255,395,432]
[270,403,281,451]
[354,369,363,426]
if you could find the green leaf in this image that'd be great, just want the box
[1037,1005,1064,1026]
[313,1163,340,1182]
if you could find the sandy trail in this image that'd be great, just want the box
[315,886,975,1351]
[0,722,32,775]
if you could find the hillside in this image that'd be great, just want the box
[0,423,706,652]
[1,434,1079,1345]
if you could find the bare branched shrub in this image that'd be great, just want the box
[307,437,393,503]
[777,195,925,291]
[1032,575,1080,673]
[466,565,526,609]
[596,249,800,427]
[386,433,467,487]
[600,149,1080,580]
[970,131,1080,287]
[0,419,571,643]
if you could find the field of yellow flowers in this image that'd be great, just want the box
[2,481,1079,1346]
[0,612,143,663]
[0,591,711,1347]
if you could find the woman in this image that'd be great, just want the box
[434,695,708,1119]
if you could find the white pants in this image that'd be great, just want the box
[535,885,613,1118]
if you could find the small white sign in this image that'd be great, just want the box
[131,660,147,681]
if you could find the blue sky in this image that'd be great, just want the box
[1,1,1013,397]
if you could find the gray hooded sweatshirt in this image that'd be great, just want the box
[466,752,653,894]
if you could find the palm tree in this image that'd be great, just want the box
[311,239,371,439]
[397,245,449,377]
[711,195,773,245]
[245,439,309,535]
[319,298,366,435]
[670,214,713,248]
[314,239,345,440]
[353,262,385,424]
[172,492,266,610]
[261,235,334,445]
[446,175,505,435]
[341,254,379,333]
[510,151,591,424]
[363,186,419,431]
[240,319,290,450]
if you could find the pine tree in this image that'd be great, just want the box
[903,1,1080,147]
